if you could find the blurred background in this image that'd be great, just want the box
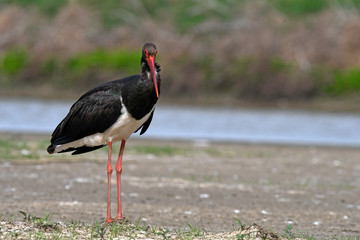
[0,0,360,145]
[0,0,359,105]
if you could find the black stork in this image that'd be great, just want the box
[47,43,160,225]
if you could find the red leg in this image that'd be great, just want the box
[105,140,114,225]
[115,139,126,221]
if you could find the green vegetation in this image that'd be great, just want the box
[80,0,240,31]
[0,49,28,76]
[1,0,360,102]
[269,57,293,73]
[0,212,219,239]
[337,0,360,9]
[0,137,195,161]
[270,0,328,16]
[78,0,133,29]
[67,49,140,74]
[4,0,360,26]
[325,68,360,95]
[8,213,359,240]
[128,145,191,156]
[282,223,296,239]
[39,49,140,88]
[0,138,38,160]
[171,0,240,33]
[19,211,54,227]
[0,0,68,16]
[271,0,360,16]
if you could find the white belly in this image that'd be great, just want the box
[104,106,154,143]
[53,105,154,153]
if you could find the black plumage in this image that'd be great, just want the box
[47,43,161,224]
[47,43,160,155]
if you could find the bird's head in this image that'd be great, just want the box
[142,43,159,98]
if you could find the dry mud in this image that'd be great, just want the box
[1,137,360,238]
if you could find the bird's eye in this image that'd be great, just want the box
[144,49,149,57]
[155,50,157,54]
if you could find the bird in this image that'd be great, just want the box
[47,43,160,225]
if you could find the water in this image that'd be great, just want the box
[1,98,360,147]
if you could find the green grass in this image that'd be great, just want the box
[269,56,294,73]
[67,49,141,74]
[270,0,328,16]
[325,68,360,95]
[0,211,213,239]
[0,49,28,76]
[234,220,360,240]
[1,196,360,239]
[0,137,198,162]
[0,137,84,161]
[0,138,38,160]
[280,223,360,240]
[128,145,192,156]
[41,49,143,88]
[0,0,68,16]
[0,136,230,163]
[269,0,360,17]
[282,223,296,239]
[5,214,291,240]
[337,0,360,9]
[19,210,54,226]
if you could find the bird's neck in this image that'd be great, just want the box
[141,60,161,82]
[144,69,160,80]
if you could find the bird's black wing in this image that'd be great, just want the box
[134,110,154,135]
[50,85,123,146]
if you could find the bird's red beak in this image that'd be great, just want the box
[146,55,159,98]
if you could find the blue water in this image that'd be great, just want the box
[1,98,360,147]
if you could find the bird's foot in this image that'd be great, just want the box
[104,217,126,227]
[115,215,126,224]
[104,217,116,226]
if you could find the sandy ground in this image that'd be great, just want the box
[1,135,360,238]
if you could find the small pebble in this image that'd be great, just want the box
[333,160,341,166]
[175,195,182,200]
[261,210,271,215]
[5,187,16,192]
[21,149,30,156]
[199,193,209,199]
[313,221,321,226]
[129,192,139,198]
[145,154,155,160]
[315,194,324,199]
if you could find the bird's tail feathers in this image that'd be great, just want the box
[47,145,55,154]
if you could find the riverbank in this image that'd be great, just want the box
[1,85,360,114]
[1,133,360,239]
[2,98,360,147]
